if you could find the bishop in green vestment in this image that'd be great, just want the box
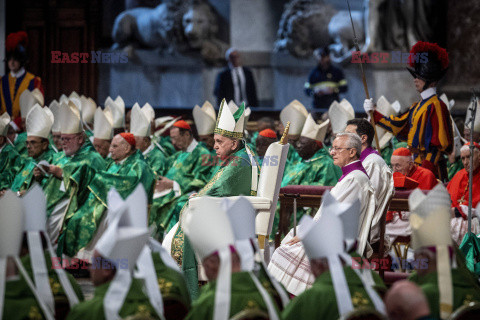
[187,272,280,320]
[3,272,48,320]
[151,251,191,318]
[282,266,381,320]
[8,145,55,192]
[182,196,280,320]
[2,105,57,191]
[408,251,480,318]
[21,250,85,318]
[58,133,154,257]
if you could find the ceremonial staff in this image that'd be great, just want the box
[345,0,381,149]
[467,89,478,234]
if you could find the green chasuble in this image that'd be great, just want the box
[9,147,56,192]
[282,267,381,320]
[58,150,154,257]
[149,141,212,236]
[66,278,160,320]
[460,233,480,277]
[153,135,176,157]
[255,263,289,311]
[3,274,47,320]
[271,147,342,238]
[143,144,167,177]
[21,251,85,310]
[151,251,191,316]
[171,146,254,300]
[447,157,464,181]
[43,152,69,216]
[409,270,480,318]
[0,143,25,186]
[247,131,259,150]
[14,131,28,158]
[185,272,281,320]
[284,144,301,176]
[381,144,393,167]
[53,142,106,256]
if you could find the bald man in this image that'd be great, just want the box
[385,281,432,320]
[58,133,155,258]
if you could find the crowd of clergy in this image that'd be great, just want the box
[1,33,480,320]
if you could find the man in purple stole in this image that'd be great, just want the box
[268,133,376,296]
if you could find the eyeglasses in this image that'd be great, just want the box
[329,147,353,153]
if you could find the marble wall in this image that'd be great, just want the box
[98,0,470,117]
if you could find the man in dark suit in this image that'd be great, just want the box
[214,48,258,107]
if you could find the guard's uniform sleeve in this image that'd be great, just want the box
[373,104,414,139]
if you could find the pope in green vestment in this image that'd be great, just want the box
[58,149,154,257]
[282,266,381,320]
[66,278,160,320]
[170,100,258,300]
[149,139,212,236]
[408,269,480,318]
[185,271,281,320]
[8,146,56,192]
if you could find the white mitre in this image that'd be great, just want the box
[280,100,308,136]
[300,113,329,142]
[193,101,216,135]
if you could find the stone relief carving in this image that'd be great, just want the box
[275,0,444,63]
[112,0,228,64]
[274,0,337,59]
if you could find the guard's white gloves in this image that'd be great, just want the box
[363,98,375,113]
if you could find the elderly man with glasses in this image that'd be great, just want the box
[268,132,376,296]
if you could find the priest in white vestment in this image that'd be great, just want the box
[268,132,376,296]
[345,118,393,253]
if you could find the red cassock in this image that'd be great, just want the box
[408,165,438,190]
[447,167,480,219]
